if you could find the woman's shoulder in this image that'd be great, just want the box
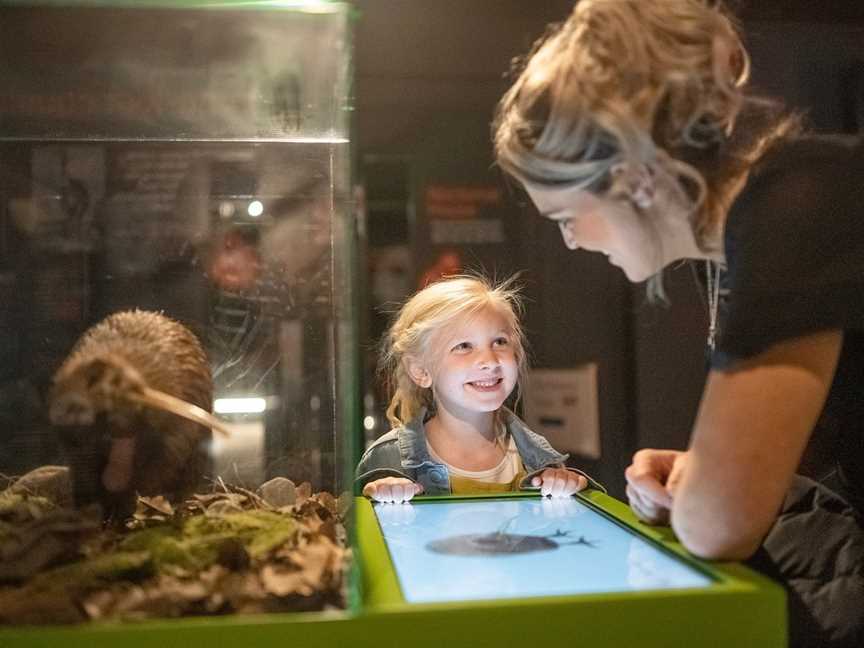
[764,132,862,160]
[716,134,864,360]
[728,134,864,260]
[750,133,864,191]
[741,134,864,202]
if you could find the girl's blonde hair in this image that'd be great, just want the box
[493,0,795,252]
[380,275,528,428]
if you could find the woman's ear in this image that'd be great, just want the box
[405,358,432,388]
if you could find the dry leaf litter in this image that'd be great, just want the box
[0,472,351,625]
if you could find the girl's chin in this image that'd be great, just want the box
[467,405,505,416]
[461,395,508,413]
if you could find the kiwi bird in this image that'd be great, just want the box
[48,310,230,520]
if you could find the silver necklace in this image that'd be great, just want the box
[705,260,722,352]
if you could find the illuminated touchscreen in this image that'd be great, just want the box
[373,496,713,603]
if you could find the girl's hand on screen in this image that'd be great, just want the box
[363,477,424,503]
[532,468,588,497]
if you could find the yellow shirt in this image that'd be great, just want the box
[427,433,527,494]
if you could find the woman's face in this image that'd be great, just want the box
[525,184,665,282]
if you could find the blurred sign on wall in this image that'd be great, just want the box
[523,364,601,460]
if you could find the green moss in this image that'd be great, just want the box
[28,551,153,592]
[0,492,55,517]
[234,512,298,558]
[119,525,179,552]
[183,510,298,560]
[113,510,299,573]
[120,524,223,572]
[2,502,302,605]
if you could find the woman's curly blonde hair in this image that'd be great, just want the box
[493,0,795,251]
[379,275,528,429]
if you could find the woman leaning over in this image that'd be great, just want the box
[493,1,864,646]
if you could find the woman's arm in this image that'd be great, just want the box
[672,329,843,560]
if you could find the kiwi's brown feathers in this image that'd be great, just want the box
[49,310,216,518]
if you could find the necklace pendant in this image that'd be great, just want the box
[705,260,722,354]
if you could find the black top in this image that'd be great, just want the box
[711,134,864,511]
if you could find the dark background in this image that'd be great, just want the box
[352,0,864,497]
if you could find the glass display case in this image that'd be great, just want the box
[0,0,356,629]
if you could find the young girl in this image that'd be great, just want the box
[356,275,600,503]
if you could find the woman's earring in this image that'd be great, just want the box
[630,165,655,210]
[610,162,654,210]
[631,181,654,210]
[558,219,579,250]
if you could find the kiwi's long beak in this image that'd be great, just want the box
[126,387,232,438]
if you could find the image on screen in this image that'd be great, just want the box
[373,496,714,603]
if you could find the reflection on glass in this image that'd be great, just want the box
[0,141,347,493]
[374,497,713,603]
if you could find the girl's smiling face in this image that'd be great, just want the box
[424,307,519,420]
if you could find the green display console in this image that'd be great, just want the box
[356,491,787,648]
[0,491,786,648]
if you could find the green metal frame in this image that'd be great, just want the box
[0,490,787,647]
[355,491,788,647]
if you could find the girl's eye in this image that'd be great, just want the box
[452,342,471,352]
[493,337,510,347]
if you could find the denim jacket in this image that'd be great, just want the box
[355,407,605,495]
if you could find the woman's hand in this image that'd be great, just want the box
[362,477,423,503]
[624,449,688,525]
[531,468,588,498]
